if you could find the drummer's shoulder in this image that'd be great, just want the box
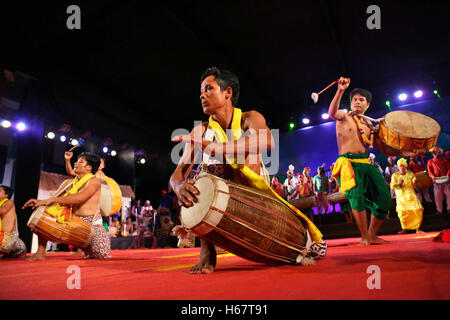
[242,110,269,127]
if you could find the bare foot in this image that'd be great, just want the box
[370,236,391,244]
[189,239,216,274]
[26,253,46,261]
[416,229,425,233]
[358,238,371,246]
[398,230,407,234]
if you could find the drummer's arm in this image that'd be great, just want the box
[328,78,350,121]
[46,179,101,206]
[216,111,274,157]
[0,199,13,216]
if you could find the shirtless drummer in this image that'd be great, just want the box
[23,152,111,260]
[328,77,391,245]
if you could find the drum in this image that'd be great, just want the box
[435,176,449,184]
[415,171,433,189]
[292,192,347,210]
[27,206,95,249]
[180,173,308,265]
[375,111,440,157]
[99,176,122,217]
[327,192,347,204]
[0,231,18,253]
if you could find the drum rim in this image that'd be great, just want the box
[27,206,46,228]
[180,174,229,231]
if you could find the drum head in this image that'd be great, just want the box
[27,206,46,228]
[384,111,440,139]
[180,175,218,230]
[99,181,113,216]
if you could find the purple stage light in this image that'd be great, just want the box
[398,93,408,101]
[16,122,27,131]
[302,118,310,125]
[321,113,329,120]
[414,90,423,98]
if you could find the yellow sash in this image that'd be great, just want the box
[0,198,8,231]
[332,157,370,193]
[208,108,324,243]
[45,173,94,224]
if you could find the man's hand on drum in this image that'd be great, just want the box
[22,198,54,210]
[177,179,199,208]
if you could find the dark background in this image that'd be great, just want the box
[1,0,449,209]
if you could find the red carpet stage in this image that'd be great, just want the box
[1,232,449,300]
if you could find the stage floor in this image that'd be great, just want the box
[1,232,449,300]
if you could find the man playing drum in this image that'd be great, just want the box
[23,152,111,261]
[427,147,450,214]
[170,67,326,273]
[0,186,27,258]
[328,77,391,245]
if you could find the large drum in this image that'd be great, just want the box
[99,176,122,217]
[292,192,347,210]
[27,206,95,249]
[375,111,440,157]
[415,171,433,189]
[180,174,308,265]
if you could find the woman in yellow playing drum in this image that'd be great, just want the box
[391,158,424,234]
[170,67,326,274]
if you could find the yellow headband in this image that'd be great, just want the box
[397,158,408,168]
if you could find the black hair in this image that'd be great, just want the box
[200,66,240,106]
[350,88,372,104]
[0,185,13,198]
[78,152,101,173]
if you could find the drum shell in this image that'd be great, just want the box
[376,111,440,156]
[27,207,94,249]
[0,232,18,253]
[181,175,308,265]
[415,171,433,189]
[292,192,347,210]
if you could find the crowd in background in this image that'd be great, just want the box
[270,147,450,223]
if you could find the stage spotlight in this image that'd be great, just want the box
[398,93,408,101]
[60,135,67,142]
[16,122,27,131]
[414,90,423,98]
[1,120,11,128]
[139,158,146,164]
[433,90,441,98]
[70,139,79,146]
[321,113,329,120]
[103,146,108,153]
[46,132,55,139]
[111,150,117,157]
[289,122,295,129]
[302,118,310,125]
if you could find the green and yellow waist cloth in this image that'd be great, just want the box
[332,153,390,219]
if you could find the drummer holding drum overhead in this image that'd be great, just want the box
[328,77,391,246]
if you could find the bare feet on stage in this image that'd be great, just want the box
[26,253,46,261]
[190,239,216,274]
[416,229,425,234]
[398,230,407,234]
